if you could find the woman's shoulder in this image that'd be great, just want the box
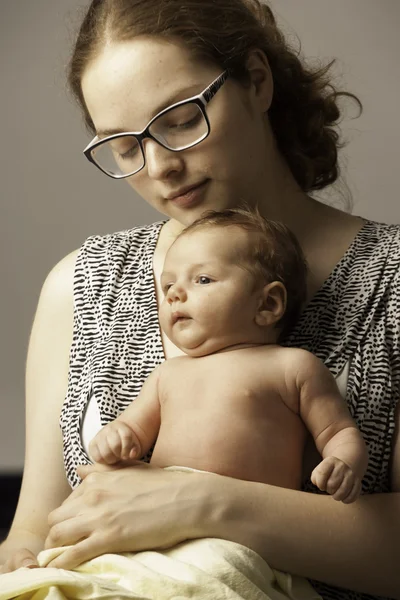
[72,220,166,285]
[40,221,166,311]
[331,218,400,292]
[78,220,166,262]
[41,248,80,302]
[84,220,166,246]
[284,218,400,359]
[354,219,400,259]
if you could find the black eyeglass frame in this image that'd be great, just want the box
[83,69,231,179]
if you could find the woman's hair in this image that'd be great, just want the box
[178,207,308,339]
[68,0,362,193]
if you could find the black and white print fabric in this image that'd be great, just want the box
[60,219,400,600]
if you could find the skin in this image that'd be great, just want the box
[89,227,367,503]
[1,36,399,597]
[158,227,282,356]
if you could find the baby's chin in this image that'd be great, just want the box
[165,333,219,357]
[171,337,249,358]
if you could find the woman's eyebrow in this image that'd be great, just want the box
[96,83,203,137]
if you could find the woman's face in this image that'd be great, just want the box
[81,37,274,226]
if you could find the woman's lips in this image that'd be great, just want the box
[168,181,208,208]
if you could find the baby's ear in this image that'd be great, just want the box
[255,281,286,327]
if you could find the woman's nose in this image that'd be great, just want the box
[143,138,184,180]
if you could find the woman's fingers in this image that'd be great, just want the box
[45,515,91,550]
[43,465,211,567]
[76,459,147,480]
[48,494,83,528]
[45,534,109,570]
[0,548,39,573]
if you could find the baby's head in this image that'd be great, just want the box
[159,208,307,357]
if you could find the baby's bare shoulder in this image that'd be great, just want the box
[158,355,194,375]
[275,347,334,391]
[256,345,319,367]
[256,346,328,384]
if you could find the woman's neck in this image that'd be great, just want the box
[250,151,365,299]
[263,189,365,301]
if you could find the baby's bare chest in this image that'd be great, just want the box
[159,354,297,422]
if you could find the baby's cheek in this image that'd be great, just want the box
[158,304,168,329]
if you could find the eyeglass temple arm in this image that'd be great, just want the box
[202,70,230,104]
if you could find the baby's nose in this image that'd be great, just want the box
[167,284,186,303]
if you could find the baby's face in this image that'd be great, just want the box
[159,226,264,356]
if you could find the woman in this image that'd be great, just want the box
[0,1,398,598]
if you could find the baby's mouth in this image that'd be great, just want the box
[171,311,191,325]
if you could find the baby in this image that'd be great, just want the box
[90,208,368,503]
[0,209,368,599]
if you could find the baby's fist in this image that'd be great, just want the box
[311,456,361,504]
[89,420,141,464]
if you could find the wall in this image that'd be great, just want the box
[0,0,399,471]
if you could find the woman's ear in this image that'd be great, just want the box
[255,281,286,327]
[245,48,274,113]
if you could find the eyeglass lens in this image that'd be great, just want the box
[90,103,208,177]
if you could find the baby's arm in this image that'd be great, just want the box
[295,352,368,503]
[89,366,162,464]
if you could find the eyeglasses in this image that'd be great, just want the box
[83,70,230,179]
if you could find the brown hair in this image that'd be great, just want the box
[178,208,308,339]
[68,0,362,193]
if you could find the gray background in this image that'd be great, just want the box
[1,1,399,471]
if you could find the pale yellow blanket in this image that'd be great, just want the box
[0,537,321,600]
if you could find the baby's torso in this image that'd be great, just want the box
[150,346,308,489]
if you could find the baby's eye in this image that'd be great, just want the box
[162,283,173,294]
[197,276,212,285]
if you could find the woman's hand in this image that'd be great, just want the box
[0,548,39,573]
[43,461,221,570]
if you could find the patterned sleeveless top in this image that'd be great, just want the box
[60,219,400,600]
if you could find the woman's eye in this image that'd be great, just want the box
[118,145,140,161]
[169,114,202,131]
[110,138,139,160]
[121,147,138,159]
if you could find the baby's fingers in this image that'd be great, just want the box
[330,469,356,501]
[112,423,141,460]
[310,459,335,491]
[88,438,103,463]
[340,479,362,504]
[89,433,120,464]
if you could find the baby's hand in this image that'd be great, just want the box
[89,421,142,464]
[311,456,361,504]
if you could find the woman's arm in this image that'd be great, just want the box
[43,441,399,598]
[0,250,78,570]
[41,345,399,598]
[212,398,400,597]
[211,476,399,598]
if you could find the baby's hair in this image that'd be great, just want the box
[178,207,308,339]
[68,0,362,194]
